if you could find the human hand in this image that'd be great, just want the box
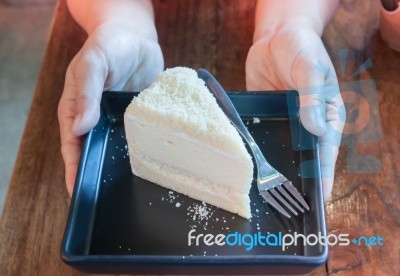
[246,25,345,201]
[58,20,164,195]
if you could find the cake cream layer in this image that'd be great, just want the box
[125,115,253,194]
[124,67,254,218]
[129,146,251,219]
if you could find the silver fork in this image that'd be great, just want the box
[198,69,310,218]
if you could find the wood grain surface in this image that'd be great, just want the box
[0,0,398,275]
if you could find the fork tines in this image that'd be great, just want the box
[262,181,310,218]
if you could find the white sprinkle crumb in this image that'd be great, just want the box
[112,156,115,160]
[111,129,114,133]
[149,202,152,206]
[119,245,122,249]
[165,190,179,203]
[182,256,185,259]
[128,248,131,251]
[186,202,215,229]
[175,202,181,208]
[253,117,261,124]
[256,209,259,213]
[246,121,250,125]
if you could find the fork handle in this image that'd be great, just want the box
[197,69,278,180]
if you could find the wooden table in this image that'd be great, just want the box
[1,0,399,275]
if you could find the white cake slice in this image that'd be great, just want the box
[124,67,254,218]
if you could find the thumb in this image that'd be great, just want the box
[70,48,107,136]
[294,65,329,137]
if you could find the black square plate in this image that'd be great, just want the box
[61,91,327,275]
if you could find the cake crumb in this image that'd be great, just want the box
[186,202,215,228]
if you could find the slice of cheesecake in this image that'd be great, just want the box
[124,67,254,218]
